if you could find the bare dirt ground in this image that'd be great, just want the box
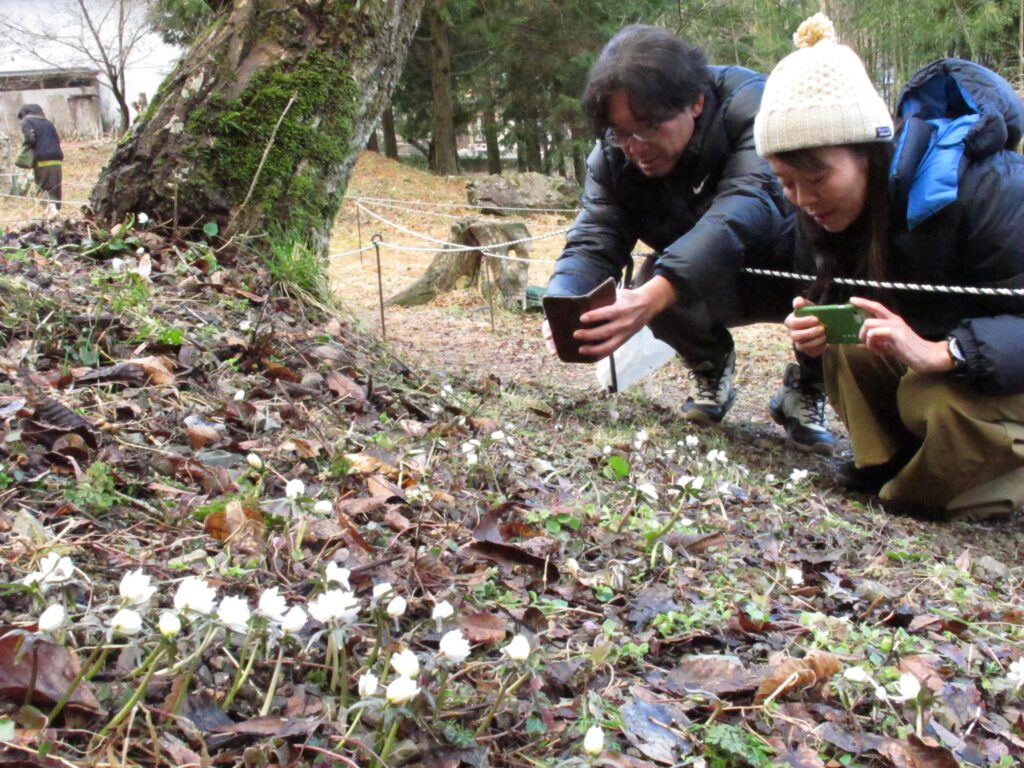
[3,143,848,475]
[329,152,851,472]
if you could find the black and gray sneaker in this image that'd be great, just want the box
[769,362,836,455]
[682,350,737,423]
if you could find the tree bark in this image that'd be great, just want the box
[426,0,458,176]
[90,0,425,258]
[482,106,502,175]
[382,105,399,160]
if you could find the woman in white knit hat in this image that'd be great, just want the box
[754,13,1024,521]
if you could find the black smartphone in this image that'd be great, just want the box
[542,278,617,363]
[795,303,866,344]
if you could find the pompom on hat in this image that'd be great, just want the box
[754,13,894,156]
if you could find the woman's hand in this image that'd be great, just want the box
[784,296,828,357]
[573,276,677,360]
[850,297,955,372]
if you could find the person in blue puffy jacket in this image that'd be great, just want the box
[756,14,1024,521]
[543,24,837,455]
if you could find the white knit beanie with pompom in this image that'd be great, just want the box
[754,13,894,156]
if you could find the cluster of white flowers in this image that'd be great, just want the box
[22,552,75,591]
[706,449,728,465]
[1008,658,1024,691]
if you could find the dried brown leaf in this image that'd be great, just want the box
[662,655,762,697]
[0,633,106,716]
[754,650,842,702]
[326,370,365,409]
[878,734,959,768]
[460,612,508,644]
[204,500,265,554]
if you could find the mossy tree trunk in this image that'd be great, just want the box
[90,0,425,258]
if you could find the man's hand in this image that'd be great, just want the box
[571,276,677,360]
[784,296,828,357]
[851,297,955,372]
[541,319,557,356]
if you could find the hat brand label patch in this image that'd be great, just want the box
[876,126,893,138]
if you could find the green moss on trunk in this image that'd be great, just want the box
[184,49,358,239]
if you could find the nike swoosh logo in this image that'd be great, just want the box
[692,175,710,195]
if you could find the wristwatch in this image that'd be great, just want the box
[946,336,967,372]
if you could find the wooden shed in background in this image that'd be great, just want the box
[0,68,103,140]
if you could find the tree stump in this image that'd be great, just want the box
[387,220,532,308]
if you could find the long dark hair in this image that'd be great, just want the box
[774,142,893,302]
[582,25,708,137]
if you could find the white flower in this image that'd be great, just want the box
[285,478,305,500]
[874,686,889,702]
[137,212,150,224]
[706,449,728,465]
[173,576,218,616]
[233,389,246,401]
[308,589,360,625]
[110,608,144,636]
[313,500,333,515]
[387,595,407,618]
[685,435,699,449]
[504,633,531,662]
[490,430,506,442]
[765,473,777,483]
[633,429,649,448]
[385,675,420,705]
[217,596,252,634]
[843,666,872,684]
[583,725,605,756]
[258,587,287,622]
[119,568,156,606]
[717,482,732,496]
[325,562,351,589]
[1007,658,1024,690]
[784,567,804,586]
[246,453,263,470]
[358,671,379,698]
[439,629,471,664]
[281,606,307,635]
[24,552,75,589]
[38,603,65,633]
[602,445,612,455]
[158,612,181,638]
[239,319,252,332]
[637,482,658,501]
[895,672,921,701]
[432,600,454,621]
[372,582,394,601]
[390,648,420,678]
[789,468,809,484]
[110,257,125,272]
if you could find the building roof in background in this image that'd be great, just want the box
[0,68,100,92]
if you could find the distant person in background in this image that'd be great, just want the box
[17,104,64,212]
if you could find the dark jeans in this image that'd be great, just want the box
[634,255,823,385]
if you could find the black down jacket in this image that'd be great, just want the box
[18,104,64,162]
[547,66,792,304]
[808,59,1024,395]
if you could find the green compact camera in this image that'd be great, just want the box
[795,303,866,344]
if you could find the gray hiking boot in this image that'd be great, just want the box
[768,362,836,455]
[682,350,736,423]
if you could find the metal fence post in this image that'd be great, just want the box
[372,234,386,341]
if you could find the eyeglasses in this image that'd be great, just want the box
[606,123,662,148]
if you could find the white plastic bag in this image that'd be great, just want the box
[595,326,676,391]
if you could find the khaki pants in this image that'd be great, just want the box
[33,162,62,211]
[824,345,1024,516]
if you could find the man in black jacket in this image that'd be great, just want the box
[18,104,64,212]
[545,25,834,454]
